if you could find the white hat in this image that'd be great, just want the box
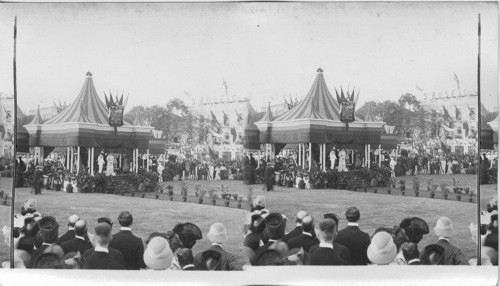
[367,231,397,265]
[143,237,173,270]
[433,217,454,238]
[207,222,228,244]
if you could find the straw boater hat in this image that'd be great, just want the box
[433,217,455,238]
[207,222,228,244]
[143,237,174,270]
[367,231,397,265]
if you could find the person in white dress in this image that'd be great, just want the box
[329,148,337,170]
[440,156,447,175]
[446,159,453,175]
[337,149,348,172]
[98,153,105,174]
[208,162,214,180]
[157,163,164,182]
[389,156,397,178]
[106,153,116,176]
[214,164,221,180]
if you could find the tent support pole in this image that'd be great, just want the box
[308,143,312,171]
[298,144,301,167]
[368,144,371,169]
[91,147,94,175]
[66,147,69,170]
[379,144,382,167]
[319,143,322,168]
[77,146,80,173]
[146,149,150,172]
[87,148,91,174]
[302,143,305,169]
[323,144,326,171]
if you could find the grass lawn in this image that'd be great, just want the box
[156,175,480,260]
[14,186,250,267]
[0,178,12,264]
[10,174,493,267]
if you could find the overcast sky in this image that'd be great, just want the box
[0,2,497,113]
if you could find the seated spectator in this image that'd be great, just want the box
[283,211,308,242]
[334,207,370,265]
[109,211,146,270]
[61,219,92,254]
[143,237,173,270]
[32,252,64,269]
[309,218,351,265]
[177,248,197,270]
[286,216,317,252]
[401,243,421,265]
[420,217,468,265]
[283,247,310,265]
[194,222,241,270]
[85,223,125,270]
[172,222,203,249]
[30,216,59,266]
[367,231,397,265]
[57,214,79,245]
[261,213,286,245]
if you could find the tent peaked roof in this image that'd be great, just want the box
[259,102,274,122]
[29,106,43,125]
[363,106,379,122]
[44,72,109,125]
[274,68,340,121]
[133,112,148,126]
[16,106,25,119]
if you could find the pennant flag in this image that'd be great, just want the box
[440,139,450,154]
[208,146,217,160]
[455,106,462,121]
[231,127,237,142]
[235,110,243,125]
[442,105,453,126]
[334,88,341,103]
[463,121,469,137]
[453,72,460,90]
[340,88,346,102]
[223,111,229,126]
[354,89,360,103]
[210,111,220,126]
[415,85,423,91]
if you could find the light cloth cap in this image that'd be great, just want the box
[367,231,397,265]
[433,217,454,238]
[207,222,228,244]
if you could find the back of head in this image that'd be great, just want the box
[323,213,339,227]
[172,222,202,249]
[265,213,286,240]
[94,222,112,245]
[38,216,59,243]
[295,211,307,224]
[97,217,113,228]
[32,253,64,269]
[421,244,445,265]
[301,216,314,233]
[68,214,79,227]
[74,220,87,237]
[253,249,284,266]
[176,248,194,267]
[118,211,133,227]
[345,206,360,222]
[401,242,420,261]
[318,218,336,241]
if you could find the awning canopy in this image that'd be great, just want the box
[255,68,385,145]
[24,72,153,148]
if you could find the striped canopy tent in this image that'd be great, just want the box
[255,68,385,170]
[24,72,153,174]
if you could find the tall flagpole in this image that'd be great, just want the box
[10,16,17,269]
[476,13,481,266]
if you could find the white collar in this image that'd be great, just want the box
[296,223,301,227]
[68,227,75,230]
[268,239,278,243]
[438,237,450,242]
[407,258,420,264]
[182,264,195,270]
[347,222,359,227]
[120,227,132,231]
[302,232,312,237]
[41,242,53,246]
[75,235,85,241]
[319,242,333,249]
[94,246,109,253]
[211,242,223,247]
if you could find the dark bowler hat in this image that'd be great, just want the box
[265,213,286,239]
[97,217,113,227]
[172,222,202,249]
[324,213,340,226]
[38,216,59,243]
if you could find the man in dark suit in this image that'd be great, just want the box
[109,211,146,270]
[177,248,197,270]
[194,222,242,270]
[401,242,422,265]
[309,218,351,265]
[334,206,370,265]
[30,216,59,267]
[85,223,125,270]
[56,214,79,245]
[283,211,308,242]
[286,216,317,252]
[420,217,468,265]
[61,220,92,255]
[264,163,274,191]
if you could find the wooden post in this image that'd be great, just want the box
[308,143,312,171]
[77,146,80,173]
[379,144,382,167]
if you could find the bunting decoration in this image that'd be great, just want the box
[335,87,356,131]
[104,92,126,134]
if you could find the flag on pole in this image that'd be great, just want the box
[453,72,460,90]
[455,106,462,121]
[463,121,469,137]
[208,146,217,160]
[415,85,423,91]
[210,111,220,126]
[440,139,450,154]
[231,127,237,142]
[442,105,453,126]
[223,111,229,126]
